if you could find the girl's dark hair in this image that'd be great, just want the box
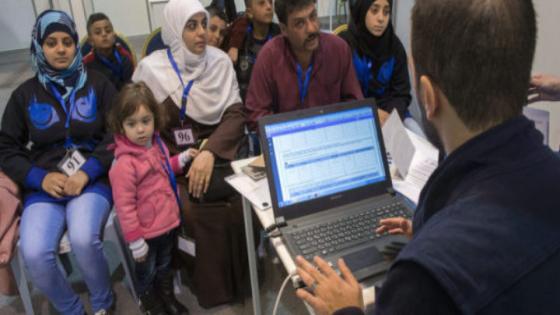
[206,5,228,23]
[108,82,166,134]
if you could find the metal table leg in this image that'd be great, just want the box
[242,197,262,315]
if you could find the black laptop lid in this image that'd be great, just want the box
[258,99,393,221]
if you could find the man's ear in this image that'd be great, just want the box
[419,75,438,120]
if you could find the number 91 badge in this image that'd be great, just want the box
[57,149,86,176]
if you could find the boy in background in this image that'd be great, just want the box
[223,0,280,100]
[83,13,134,90]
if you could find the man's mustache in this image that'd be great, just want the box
[305,33,319,43]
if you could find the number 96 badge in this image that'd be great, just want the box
[173,126,196,147]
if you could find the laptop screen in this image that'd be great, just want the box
[263,106,387,209]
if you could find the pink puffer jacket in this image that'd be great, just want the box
[109,134,182,243]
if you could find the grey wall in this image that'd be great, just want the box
[0,0,36,52]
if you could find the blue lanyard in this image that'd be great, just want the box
[155,136,182,208]
[167,49,194,124]
[296,63,313,105]
[49,84,77,148]
[97,49,123,80]
[246,23,273,42]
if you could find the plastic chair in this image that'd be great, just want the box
[80,33,137,67]
[332,23,348,35]
[10,211,138,315]
[141,27,168,58]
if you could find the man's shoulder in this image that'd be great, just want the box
[259,35,285,55]
[254,35,287,67]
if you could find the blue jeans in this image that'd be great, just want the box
[19,193,112,315]
[134,230,175,294]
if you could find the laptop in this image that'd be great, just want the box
[258,99,413,280]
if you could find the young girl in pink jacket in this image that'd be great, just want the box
[108,82,196,315]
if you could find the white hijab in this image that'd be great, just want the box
[132,0,241,125]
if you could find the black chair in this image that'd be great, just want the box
[141,27,168,58]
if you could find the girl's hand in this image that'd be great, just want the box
[186,148,199,159]
[63,170,89,196]
[179,148,200,168]
[129,238,149,263]
[42,172,68,198]
[187,150,215,199]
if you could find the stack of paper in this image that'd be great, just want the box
[382,111,439,204]
[225,173,272,211]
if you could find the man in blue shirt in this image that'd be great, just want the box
[295,0,560,314]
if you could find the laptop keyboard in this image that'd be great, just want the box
[291,202,411,261]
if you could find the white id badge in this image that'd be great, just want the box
[57,150,86,176]
[173,127,196,146]
[177,234,196,257]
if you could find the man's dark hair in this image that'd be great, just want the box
[411,0,537,130]
[206,5,228,23]
[275,0,315,25]
[87,12,111,34]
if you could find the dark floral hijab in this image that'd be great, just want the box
[30,10,87,99]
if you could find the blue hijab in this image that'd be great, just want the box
[30,10,87,100]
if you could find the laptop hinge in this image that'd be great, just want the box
[275,216,287,227]
[387,187,396,196]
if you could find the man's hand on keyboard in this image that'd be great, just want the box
[295,255,363,315]
[376,217,413,239]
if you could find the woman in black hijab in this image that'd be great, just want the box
[339,0,411,122]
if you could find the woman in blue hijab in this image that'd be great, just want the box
[0,10,116,314]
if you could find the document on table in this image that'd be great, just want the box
[383,110,439,204]
[225,173,272,210]
[383,112,415,178]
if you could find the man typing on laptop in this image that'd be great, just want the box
[295,0,560,314]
